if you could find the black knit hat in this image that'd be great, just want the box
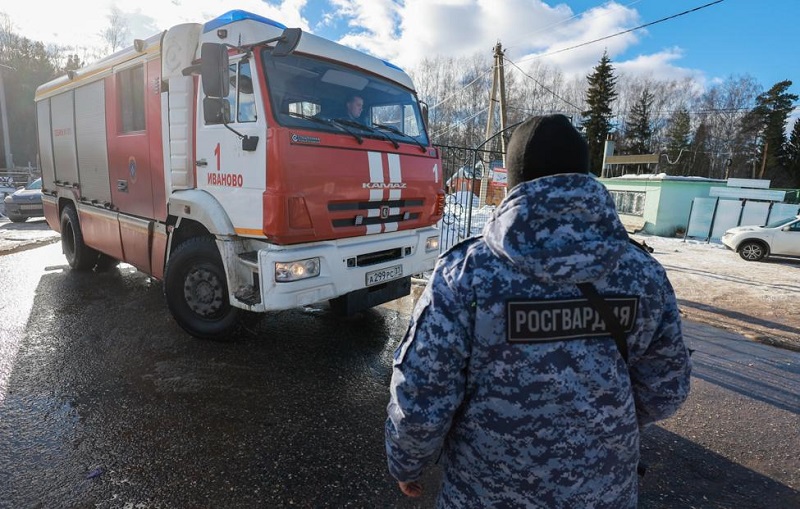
[505,114,589,189]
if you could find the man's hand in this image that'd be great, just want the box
[398,480,423,497]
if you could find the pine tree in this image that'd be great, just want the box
[582,52,618,175]
[664,107,692,175]
[748,80,798,185]
[624,88,655,156]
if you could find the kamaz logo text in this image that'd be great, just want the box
[362,182,407,189]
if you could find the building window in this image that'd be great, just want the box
[119,65,145,132]
[610,190,646,216]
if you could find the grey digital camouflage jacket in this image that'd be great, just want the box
[385,173,691,508]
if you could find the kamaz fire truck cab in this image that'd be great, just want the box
[36,10,443,339]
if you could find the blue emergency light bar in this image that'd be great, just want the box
[204,10,287,33]
[206,9,404,73]
[382,59,405,72]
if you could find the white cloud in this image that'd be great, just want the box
[615,48,705,84]
[329,0,578,70]
[1,0,712,85]
[326,0,704,85]
[2,0,310,52]
[509,2,641,78]
[330,0,401,62]
[3,2,113,50]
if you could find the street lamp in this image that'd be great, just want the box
[0,63,14,170]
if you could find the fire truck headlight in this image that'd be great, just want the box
[425,236,440,253]
[275,258,321,282]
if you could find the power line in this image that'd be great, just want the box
[505,0,644,54]
[504,57,583,112]
[430,1,734,130]
[428,0,645,113]
[430,0,723,116]
[517,0,726,63]
[624,100,800,117]
[424,1,650,113]
[431,107,489,137]
[427,67,493,112]
[506,105,580,119]
[429,3,636,114]
[501,1,728,120]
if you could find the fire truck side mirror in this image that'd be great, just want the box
[201,43,230,98]
[420,101,429,129]
[272,28,302,57]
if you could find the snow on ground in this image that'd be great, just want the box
[0,218,60,254]
[632,233,798,306]
[439,192,493,252]
[618,234,799,350]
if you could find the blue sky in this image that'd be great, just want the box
[3,0,798,99]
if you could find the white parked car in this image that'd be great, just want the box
[721,214,800,261]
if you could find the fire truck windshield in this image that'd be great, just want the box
[262,52,430,147]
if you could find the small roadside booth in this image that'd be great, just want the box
[600,175,800,239]
[599,174,727,236]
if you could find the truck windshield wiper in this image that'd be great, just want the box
[287,112,363,144]
[373,123,427,153]
[332,118,399,149]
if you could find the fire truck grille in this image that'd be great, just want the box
[328,199,424,228]
[330,213,420,228]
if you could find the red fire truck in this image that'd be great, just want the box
[35,10,444,338]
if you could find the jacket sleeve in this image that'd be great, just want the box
[629,274,692,428]
[385,260,472,482]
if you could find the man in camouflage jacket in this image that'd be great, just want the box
[385,114,692,507]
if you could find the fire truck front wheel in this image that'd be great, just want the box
[164,236,240,339]
[60,205,101,271]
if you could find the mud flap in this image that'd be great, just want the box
[329,276,411,316]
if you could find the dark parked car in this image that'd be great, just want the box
[3,178,43,222]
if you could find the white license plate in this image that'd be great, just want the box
[366,265,403,286]
[20,204,41,211]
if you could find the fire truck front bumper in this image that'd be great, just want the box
[234,227,440,313]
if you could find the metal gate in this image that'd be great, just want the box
[434,127,517,253]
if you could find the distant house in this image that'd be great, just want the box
[445,161,506,206]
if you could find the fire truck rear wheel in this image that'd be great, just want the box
[60,204,100,271]
[164,236,240,339]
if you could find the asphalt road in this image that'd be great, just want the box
[0,242,798,508]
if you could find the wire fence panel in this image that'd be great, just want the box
[435,144,506,253]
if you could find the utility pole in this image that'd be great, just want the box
[479,42,508,206]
